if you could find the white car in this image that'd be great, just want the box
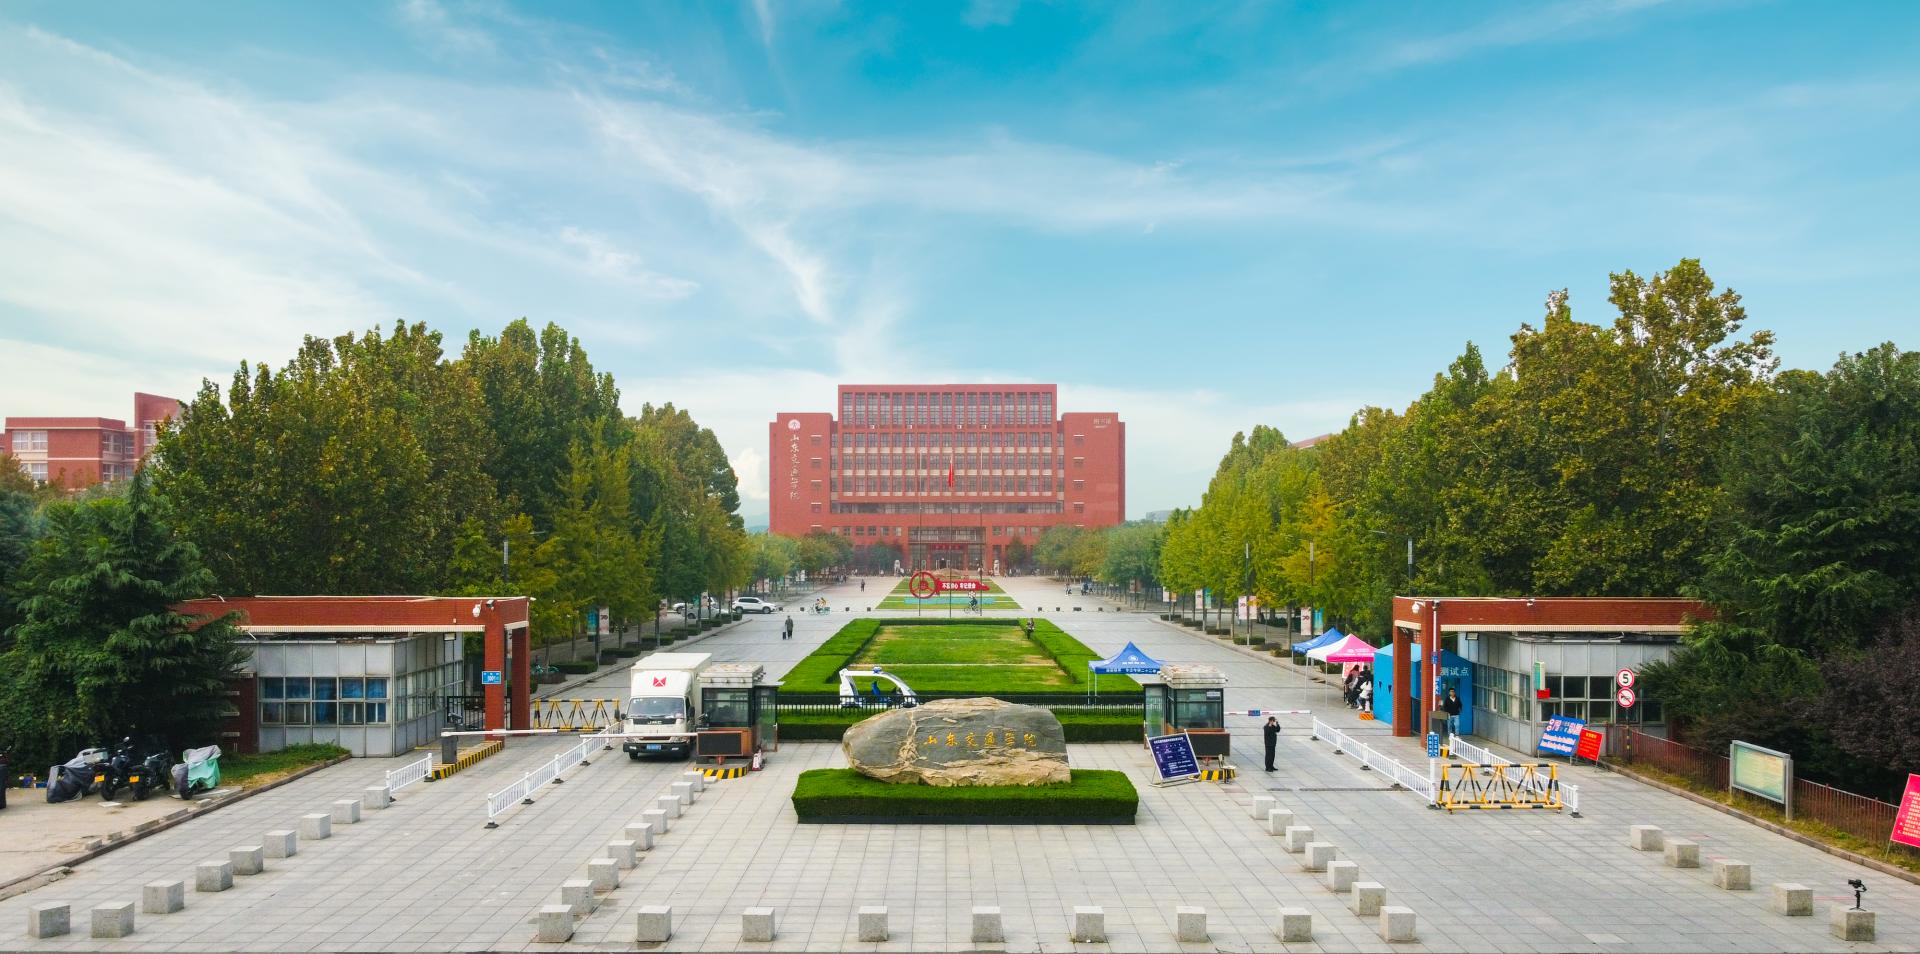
[732,597,781,614]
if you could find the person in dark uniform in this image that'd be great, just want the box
[1441,686,1464,740]
[783,615,794,640]
[1262,716,1281,772]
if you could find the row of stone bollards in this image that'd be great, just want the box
[1628,824,1873,941]
[1251,794,1418,942]
[24,783,398,941]
[534,771,708,943]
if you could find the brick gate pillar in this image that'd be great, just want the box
[1391,624,1412,737]
[511,624,532,731]
[484,609,506,738]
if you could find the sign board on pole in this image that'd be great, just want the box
[936,579,988,592]
[1730,740,1793,819]
[1147,733,1201,785]
[1575,727,1605,761]
[1537,715,1585,756]
[1891,774,1920,850]
[1616,668,1636,689]
[598,606,611,637]
[480,670,503,685]
[1616,686,1637,709]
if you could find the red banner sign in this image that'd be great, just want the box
[937,579,988,592]
[1575,727,1605,761]
[1893,774,1920,849]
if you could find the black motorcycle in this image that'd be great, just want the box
[126,743,171,801]
[96,737,136,801]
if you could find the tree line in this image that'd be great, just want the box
[0,318,749,770]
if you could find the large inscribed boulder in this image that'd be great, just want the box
[843,698,1070,786]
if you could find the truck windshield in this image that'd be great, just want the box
[627,697,685,725]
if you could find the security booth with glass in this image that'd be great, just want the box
[695,663,781,763]
[1135,664,1229,758]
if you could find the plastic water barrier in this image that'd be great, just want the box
[482,733,612,828]
[1311,719,1436,802]
[386,755,431,794]
[1445,735,1581,816]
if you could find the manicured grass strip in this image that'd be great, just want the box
[791,767,1138,824]
[779,708,1141,742]
[221,743,351,789]
[782,617,1141,694]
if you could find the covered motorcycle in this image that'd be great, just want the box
[170,745,221,799]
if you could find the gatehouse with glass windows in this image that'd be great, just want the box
[175,595,533,758]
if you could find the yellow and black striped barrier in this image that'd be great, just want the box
[702,765,749,781]
[1436,761,1562,812]
[1199,765,1237,782]
[530,698,620,731]
[430,739,503,780]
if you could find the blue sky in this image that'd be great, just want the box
[2,1,1916,524]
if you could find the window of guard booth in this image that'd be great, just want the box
[1172,688,1223,729]
[1142,687,1166,734]
[702,688,752,728]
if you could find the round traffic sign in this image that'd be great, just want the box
[908,571,938,599]
[1616,668,1636,689]
[1616,686,1637,708]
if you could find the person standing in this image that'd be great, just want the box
[860,579,866,593]
[783,615,793,640]
[1262,716,1281,772]
[1441,686,1464,740]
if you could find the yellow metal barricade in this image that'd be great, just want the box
[530,698,621,731]
[1436,762,1563,812]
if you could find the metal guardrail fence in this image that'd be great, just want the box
[775,692,1144,714]
[482,733,610,829]
[386,755,431,794]
[530,698,621,730]
[1445,735,1581,816]
[1311,718,1436,802]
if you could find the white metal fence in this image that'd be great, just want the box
[1443,734,1581,816]
[482,733,613,828]
[386,755,431,795]
[1311,718,1437,803]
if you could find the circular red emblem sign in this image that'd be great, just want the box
[909,571,938,599]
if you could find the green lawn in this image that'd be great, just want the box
[873,576,1020,610]
[791,767,1138,823]
[222,743,350,789]
[782,618,1140,695]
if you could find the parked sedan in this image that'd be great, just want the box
[731,596,781,614]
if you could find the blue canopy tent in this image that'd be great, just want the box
[1290,627,1344,654]
[1088,642,1162,701]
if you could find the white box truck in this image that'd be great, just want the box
[621,652,713,760]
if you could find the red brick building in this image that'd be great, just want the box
[2,392,181,488]
[770,384,1125,572]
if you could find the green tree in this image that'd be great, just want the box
[462,319,621,526]
[0,472,246,769]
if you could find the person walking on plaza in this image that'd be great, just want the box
[1441,686,1463,740]
[783,615,793,640]
[860,579,866,593]
[1262,716,1280,772]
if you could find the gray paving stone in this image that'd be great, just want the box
[635,905,672,943]
[89,902,134,939]
[741,906,775,942]
[263,829,298,858]
[142,880,184,914]
[25,902,69,939]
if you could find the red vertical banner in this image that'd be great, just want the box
[1892,774,1920,849]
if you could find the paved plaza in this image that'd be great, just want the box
[2,575,1914,952]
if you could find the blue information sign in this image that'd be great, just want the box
[1148,733,1201,783]
[1537,715,1585,756]
[480,670,503,685]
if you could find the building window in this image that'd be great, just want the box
[810,502,822,513]
[1072,479,1085,490]
[25,462,48,483]
[1073,502,1086,513]
[262,676,390,726]
[11,430,47,453]
[1073,457,1084,468]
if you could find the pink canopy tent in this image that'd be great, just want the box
[1307,633,1378,665]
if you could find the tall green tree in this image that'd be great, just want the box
[462,319,622,526]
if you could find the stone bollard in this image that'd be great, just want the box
[1071,906,1105,943]
[971,906,1004,943]
[1303,842,1338,872]
[656,794,683,819]
[1629,825,1664,851]
[560,880,596,916]
[363,785,392,810]
[641,808,671,834]
[1283,825,1315,853]
[1664,839,1699,868]
[331,799,362,824]
[627,821,657,849]
[671,781,696,808]
[1351,882,1386,917]
[1274,906,1312,942]
[300,813,332,840]
[1326,860,1359,893]
[606,839,638,870]
[859,906,889,942]
[1249,795,1276,820]
[742,907,776,942]
[1175,906,1207,943]
[534,905,574,943]
[1379,906,1417,942]
[1829,907,1875,941]
[196,861,234,893]
[1770,883,1812,916]
[143,880,185,915]
[27,902,71,939]
[264,830,298,859]
[636,906,673,943]
[1711,859,1751,890]
[230,845,265,876]
[682,770,706,794]
[1265,808,1296,835]
[587,859,620,893]
[90,903,135,939]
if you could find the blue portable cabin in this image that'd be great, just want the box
[1369,644,1474,737]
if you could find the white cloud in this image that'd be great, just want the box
[396,0,498,58]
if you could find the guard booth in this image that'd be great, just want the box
[694,663,781,764]
[1136,664,1229,759]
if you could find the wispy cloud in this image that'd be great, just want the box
[395,0,498,58]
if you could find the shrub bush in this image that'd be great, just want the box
[777,707,1139,743]
[553,660,597,675]
[790,768,1137,824]
[1247,636,1266,646]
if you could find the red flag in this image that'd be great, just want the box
[947,455,955,488]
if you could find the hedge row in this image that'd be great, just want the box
[777,708,1140,743]
[790,768,1137,824]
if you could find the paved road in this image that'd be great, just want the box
[1,574,1912,952]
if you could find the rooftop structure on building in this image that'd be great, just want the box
[770,384,1124,573]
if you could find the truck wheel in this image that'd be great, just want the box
[628,752,642,761]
